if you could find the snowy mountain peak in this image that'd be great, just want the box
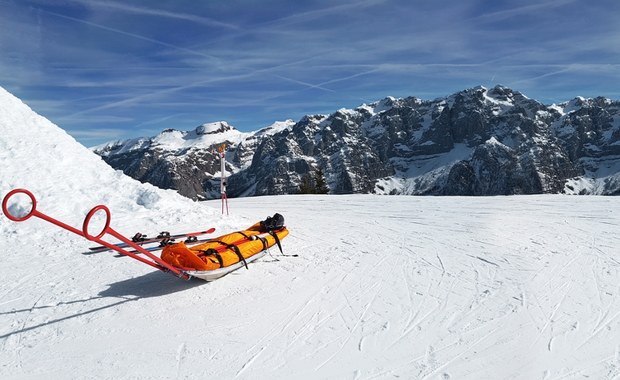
[486,85,514,101]
[560,96,591,114]
[554,96,620,116]
[299,114,329,126]
[372,96,398,113]
[254,120,296,137]
[105,121,249,153]
[152,128,185,146]
[195,121,235,135]
[90,119,279,200]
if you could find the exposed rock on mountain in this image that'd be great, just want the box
[95,121,255,200]
[93,86,620,198]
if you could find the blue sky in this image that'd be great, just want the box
[1,0,619,146]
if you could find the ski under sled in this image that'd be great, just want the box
[86,227,216,253]
[2,188,288,282]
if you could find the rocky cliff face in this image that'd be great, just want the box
[93,86,620,198]
[94,121,252,200]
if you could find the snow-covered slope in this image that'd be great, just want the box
[2,87,620,379]
[2,193,620,379]
[0,85,243,247]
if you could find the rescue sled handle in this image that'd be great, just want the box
[2,188,190,280]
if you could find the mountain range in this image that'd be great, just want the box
[93,85,620,199]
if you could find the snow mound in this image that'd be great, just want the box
[0,86,225,241]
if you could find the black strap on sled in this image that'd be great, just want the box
[270,229,298,257]
[238,231,268,250]
[269,231,283,254]
[211,240,248,270]
[198,248,224,268]
[257,236,267,250]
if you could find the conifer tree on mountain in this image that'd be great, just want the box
[298,172,315,194]
[314,168,329,194]
[298,169,330,194]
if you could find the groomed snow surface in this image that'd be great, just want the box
[1,196,619,379]
[1,86,620,379]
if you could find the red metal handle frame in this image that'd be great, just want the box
[2,188,189,280]
[83,205,111,240]
[3,188,37,222]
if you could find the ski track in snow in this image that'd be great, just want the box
[1,194,620,379]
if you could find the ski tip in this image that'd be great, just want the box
[86,247,109,253]
[188,227,216,236]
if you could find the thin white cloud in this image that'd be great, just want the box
[473,0,578,22]
[315,69,381,87]
[66,53,333,117]
[133,113,186,128]
[65,79,216,117]
[67,127,130,140]
[41,9,222,63]
[506,68,574,88]
[79,0,239,30]
[272,75,336,93]
[261,0,388,27]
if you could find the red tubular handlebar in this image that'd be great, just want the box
[3,188,84,236]
[2,188,190,280]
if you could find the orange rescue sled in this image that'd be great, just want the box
[161,216,289,281]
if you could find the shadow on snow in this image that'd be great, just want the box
[0,271,206,339]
